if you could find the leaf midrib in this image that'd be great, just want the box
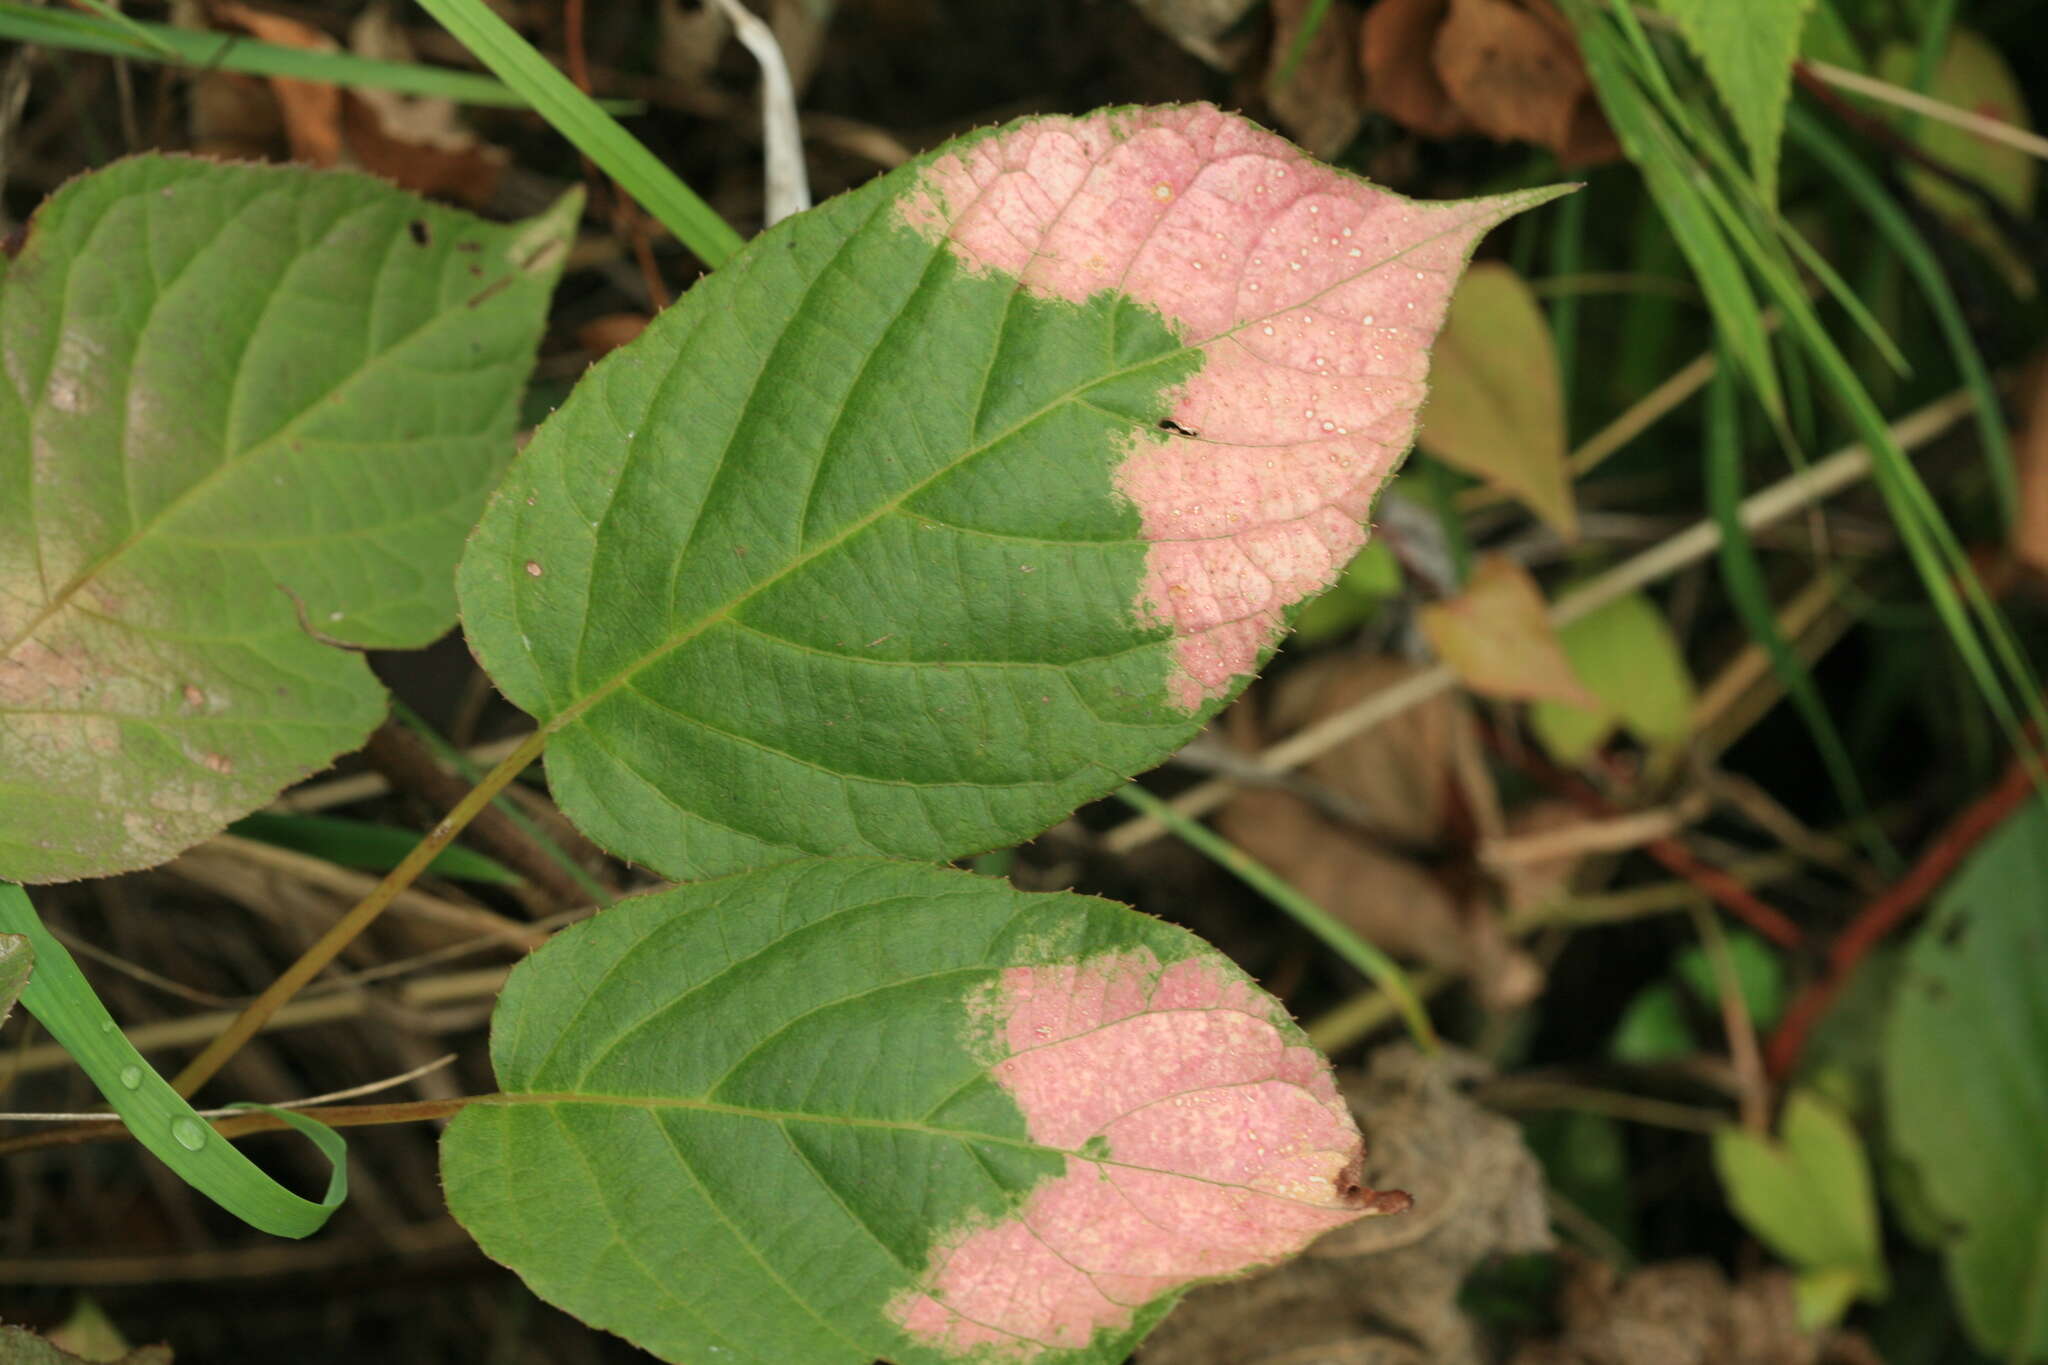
[481,1085,1354,1212]
[538,203,1511,737]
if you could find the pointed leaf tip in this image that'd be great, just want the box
[900,105,1567,710]
[460,105,1568,879]
[892,948,1372,1356]
[442,860,1392,1364]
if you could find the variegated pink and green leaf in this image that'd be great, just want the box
[441,858,1406,1365]
[459,104,1564,879]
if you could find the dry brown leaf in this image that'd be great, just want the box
[1361,0,1472,139]
[1361,0,1620,165]
[193,3,505,206]
[1436,0,1615,165]
[1419,555,1602,708]
[576,313,653,357]
[1219,785,1476,969]
[210,3,344,165]
[2013,359,2048,573]
[659,0,734,86]
[342,4,507,207]
[1225,654,1543,1007]
[1489,797,1597,914]
[1510,1258,1883,1365]
[1266,0,1366,159]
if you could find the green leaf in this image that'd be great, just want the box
[1676,928,1785,1029]
[0,883,348,1238]
[0,157,576,882]
[1523,1110,1636,1250]
[459,105,1563,880]
[1713,1091,1889,1318]
[0,930,28,1030]
[1416,263,1575,537]
[1877,30,2038,288]
[1885,795,2048,1361]
[1610,981,1693,1063]
[0,1325,169,1365]
[1529,590,1695,764]
[441,858,1382,1365]
[1799,0,1863,70]
[226,812,523,886]
[1652,0,1814,203]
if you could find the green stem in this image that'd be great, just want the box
[1113,784,1440,1053]
[389,700,612,907]
[168,730,549,1099]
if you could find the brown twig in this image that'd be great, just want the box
[167,731,549,1100]
[1764,751,2037,1078]
[0,1095,476,1159]
[1490,728,1808,950]
[362,718,595,910]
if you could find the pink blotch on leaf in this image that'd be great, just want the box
[889,950,1402,1360]
[898,104,1546,709]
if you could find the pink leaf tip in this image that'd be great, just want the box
[891,948,1396,1360]
[899,103,1554,710]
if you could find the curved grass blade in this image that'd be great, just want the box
[414,0,745,268]
[0,1,627,111]
[1575,0,2047,781]
[1114,783,1439,1051]
[0,883,346,1239]
[1788,107,2017,523]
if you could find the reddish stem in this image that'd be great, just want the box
[1765,753,2037,1077]
[563,0,673,310]
[1487,727,1807,949]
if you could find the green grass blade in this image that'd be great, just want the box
[1603,1,1908,378]
[0,931,27,1029]
[1704,369,1900,874]
[1273,0,1334,88]
[228,812,524,886]
[1789,107,2018,523]
[387,699,613,907]
[1114,785,1440,1053]
[1548,180,1590,401]
[414,0,744,267]
[1677,128,2047,759]
[1571,8,1784,420]
[1579,0,2046,776]
[0,884,347,1239]
[65,0,178,58]
[0,1,632,111]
